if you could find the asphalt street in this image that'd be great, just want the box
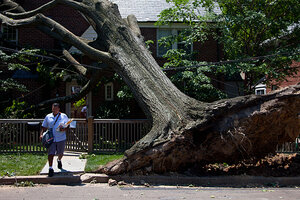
[0,184,299,200]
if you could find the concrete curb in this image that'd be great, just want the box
[1,174,300,187]
[0,174,81,185]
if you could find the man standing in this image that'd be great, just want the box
[40,103,69,177]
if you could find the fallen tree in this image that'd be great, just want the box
[0,0,299,175]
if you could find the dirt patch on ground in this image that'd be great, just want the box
[190,153,300,177]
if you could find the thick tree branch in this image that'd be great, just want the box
[62,49,87,76]
[2,0,103,33]
[0,0,25,13]
[2,0,57,19]
[127,15,142,38]
[3,0,88,19]
[1,0,96,44]
[80,37,93,44]
[126,15,144,45]
[0,13,113,63]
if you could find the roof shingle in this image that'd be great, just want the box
[110,0,220,22]
[110,0,172,22]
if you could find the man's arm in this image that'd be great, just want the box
[60,114,70,132]
[40,126,47,141]
[40,115,48,140]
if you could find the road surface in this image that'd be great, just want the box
[0,184,299,200]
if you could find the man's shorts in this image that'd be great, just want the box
[48,140,66,155]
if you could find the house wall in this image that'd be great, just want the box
[193,36,223,62]
[267,61,300,93]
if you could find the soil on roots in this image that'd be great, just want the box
[187,153,300,177]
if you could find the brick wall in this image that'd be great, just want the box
[193,35,223,62]
[267,61,300,93]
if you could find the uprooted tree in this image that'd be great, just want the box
[0,0,299,175]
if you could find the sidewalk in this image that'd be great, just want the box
[40,151,87,175]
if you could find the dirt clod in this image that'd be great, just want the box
[193,153,300,177]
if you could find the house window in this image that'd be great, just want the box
[157,29,173,57]
[255,89,266,95]
[1,25,18,46]
[255,83,266,95]
[105,82,114,101]
[157,29,193,57]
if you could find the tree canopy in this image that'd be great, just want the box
[158,0,300,93]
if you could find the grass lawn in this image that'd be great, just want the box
[0,153,48,176]
[85,153,123,172]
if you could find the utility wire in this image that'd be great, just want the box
[163,50,300,71]
[1,46,298,72]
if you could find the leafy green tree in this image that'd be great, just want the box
[158,0,300,94]
[2,100,33,119]
[0,49,40,117]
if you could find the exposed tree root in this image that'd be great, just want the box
[99,84,300,175]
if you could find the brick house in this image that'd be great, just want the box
[1,0,257,118]
[266,61,300,93]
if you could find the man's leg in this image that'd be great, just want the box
[48,155,54,167]
[48,143,56,177]
[56,140,66,169]
[58,154,63,160]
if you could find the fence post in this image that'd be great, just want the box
[88,116,94,153]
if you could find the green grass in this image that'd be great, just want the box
[85,153,123,172]
[0,145,46,152]
[0,153,48,176]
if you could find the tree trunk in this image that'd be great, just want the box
[1,0,299,175]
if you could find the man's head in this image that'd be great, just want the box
[52,103,60,115]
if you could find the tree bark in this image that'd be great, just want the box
[1,0,299,175]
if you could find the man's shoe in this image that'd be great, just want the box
[48,168,54,177]
[57,160,62,169]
